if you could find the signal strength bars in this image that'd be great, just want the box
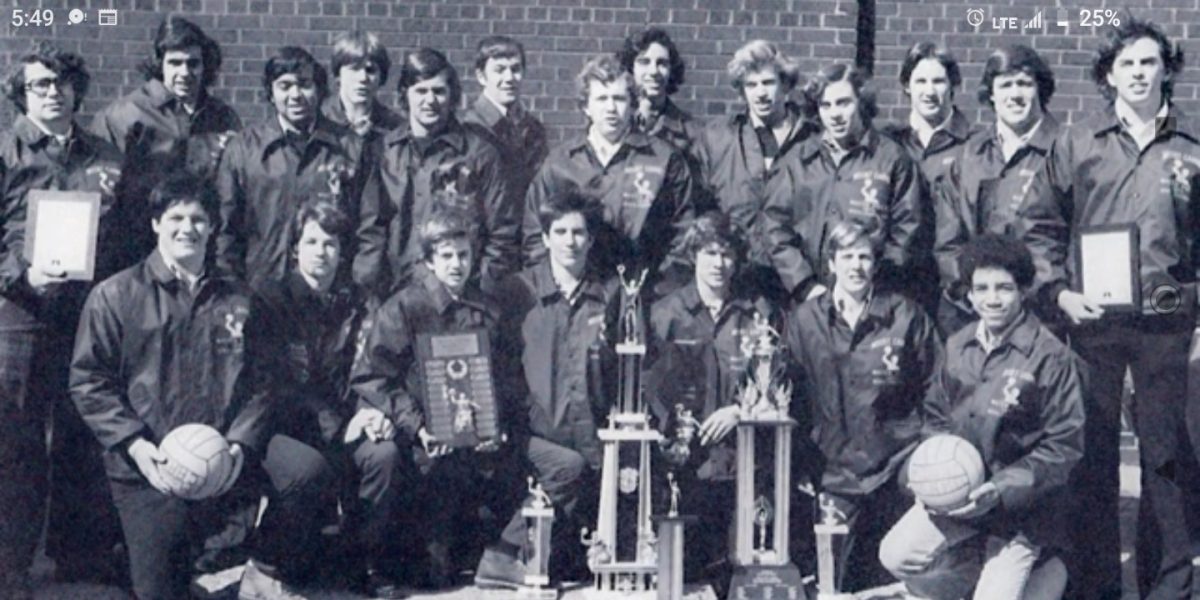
[1023,10,1043,30]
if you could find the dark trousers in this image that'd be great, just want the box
[671,474,735,583]
[1068,314,1199,600]
[111,434,334,600]
[822,479,910,593]
[496,434,590,573]
[0,329,47,585]
[340,438,411,570]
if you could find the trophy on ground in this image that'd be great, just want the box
[813,496,851,599]
[650,472,696,600]
[518,477,558,600]
[580,266,663,598]
[729,313,807,600]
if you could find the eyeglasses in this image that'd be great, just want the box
[24,77,68,97]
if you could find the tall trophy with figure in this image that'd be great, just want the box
[729,313,807,599]
[581,266,663,598]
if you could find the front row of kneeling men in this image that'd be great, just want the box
[69,171,1084,599]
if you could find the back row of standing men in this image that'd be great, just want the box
[0,13,1195,600]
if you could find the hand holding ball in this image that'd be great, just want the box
[158,424,243,500]
[907,435,985,514]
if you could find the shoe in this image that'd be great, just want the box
[363,568,407,599]
[421,541,454,589]
[237,560,308,600]
[473,547,527,590]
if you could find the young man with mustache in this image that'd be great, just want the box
[356,48,520,298]
[643,212,776,593]
[695,40,818,305]
[1021,17,1200,600]
[783,220,942,593]
[474,190,619,590]
[522,55,695,297]
[766,64,923,304]
[351,200,519,588]
[463,36,548,204]
[0,42,126,597]
[71,175,334,600]
[215,46,359,292]
[932,45,1061,337]
[91,16,241,264]
[879,234,1082,600]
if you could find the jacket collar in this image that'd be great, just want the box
[470,93,529,130]
[384,116,470,153]
[418,267,489,316]
[678,282,755,319]
[321,95,401,130]
[800,125,882,163]
[1087,102,1200,143]
[14,114,93,156]
[530,260,608,305]
[964,310,1038,357]
[565,129,654,157]
[260,114,343,160]
[818,286,893,329]
[641,99,692,137]
[973,112,1061,157]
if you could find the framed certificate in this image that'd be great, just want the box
[1075,224,1140,311]
[23,190,101,281]
[416,329,500,448]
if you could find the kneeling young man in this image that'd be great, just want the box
[645,212,777,588]
[878,234,1084,600]
[784,220,942,592]
[71,175,335,600]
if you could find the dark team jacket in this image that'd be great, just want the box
[354,118,520,296]
[934,116,1061,302]
[881,108,979,188]
[349,269,505,442]
[645,282,776,481]
[0,116,127,332]
[695,107,822,298]
[1022,104,1200,318]
[785,289,943,496]
[764,127,925,297]
[214,116,359,291]
[320,96,403,196]
[462,95,549,204]
[70,251,273,481]
[522,131,695,289]
[492,261,621,469]
[931,312,1085,548]
[254,273,368,447]
[636,100,706,196]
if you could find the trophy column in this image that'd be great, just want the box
[728,313,807,600]
[581,267,662,599]
[518,477,558,600]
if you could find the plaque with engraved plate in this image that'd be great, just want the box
[416,329,499,448]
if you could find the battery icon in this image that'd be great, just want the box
[1056,8,1069,29]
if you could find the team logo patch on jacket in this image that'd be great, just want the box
[622,164,664,209]
[989,368,1034,417]
[216,306,249,354]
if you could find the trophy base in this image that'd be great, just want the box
[728,563,809,600]
[515,585,560,599]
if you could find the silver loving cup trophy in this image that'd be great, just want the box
[729,312,806,600]
[518,477,558,600]
[583,265,662,599]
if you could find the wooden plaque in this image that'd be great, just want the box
[416,329,499,448]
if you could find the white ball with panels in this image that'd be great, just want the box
[907,434,985,513]
[158,423,235,500]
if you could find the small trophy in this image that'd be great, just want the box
[650,472,696,600]
[584,265,662,599]
[813,496,850,599]
[661,404,701,465]
[729,312,806,599]
[518,477,558,600]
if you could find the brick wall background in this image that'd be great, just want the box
[1,0,1198,142]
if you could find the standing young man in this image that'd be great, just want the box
[474,191,619,589]
[933,46,1060,336]
[463,36,548,204]
[522,55,694,296]
[1021,17,1199,599]
[71,175,334,600]
[355,48,520,297]
[215,46,358,292]
[879,234,1083,600]
[766,63,924,303]
[0,42,126,597]
[784,221,942,592]
[697,40,817,305]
